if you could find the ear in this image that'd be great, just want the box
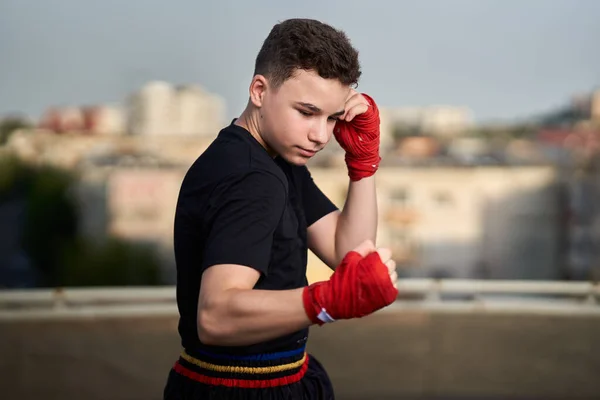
[249,75,268,108]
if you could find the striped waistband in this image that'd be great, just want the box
[173,346,309,388]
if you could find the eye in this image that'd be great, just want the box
[298,109,312,117]
[328,116,339,122]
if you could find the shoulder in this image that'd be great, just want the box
[197,125,287,182]
[222,169,288,200]
[182,127,288,191]
[194,169,288,225]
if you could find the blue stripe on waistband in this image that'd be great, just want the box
[194,345,306,361]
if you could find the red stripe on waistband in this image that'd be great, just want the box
[173,355,310,388]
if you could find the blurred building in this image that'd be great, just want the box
[565,169,597,280]
[421,106,473,135]
[127,81,225,136]
[5,125,215,170]
[76,162,563,283]
[127,81,174,136]
[395,136,441,159]
[173,85,225,135]
[447,137,494,165]
[571,88,600,122]
[308,166,562,281]
[4,123,566,284]
[592,89,600,121]
[40,106,126,135]
[82,106,126,135]
[505,139,546,165]
[106,168,183,247]
[538,88,600,130]
[75,155,187,282]
[380,105,473,143]
[39,107,86,133]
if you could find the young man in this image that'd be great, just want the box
[163,18,398,399]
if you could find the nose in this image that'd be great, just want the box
[307,119,330,146]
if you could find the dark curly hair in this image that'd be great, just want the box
[254,19,362,88]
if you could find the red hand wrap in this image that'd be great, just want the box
[334,93,381,181]
[303,251,398,325]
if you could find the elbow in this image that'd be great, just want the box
[197,305,233,346]
[197,312,215,345]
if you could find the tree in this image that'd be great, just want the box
[392,123,421,141]
[0,116,31,145]
[0,156,162,287]
[60,238,162,287]
[0,156,80,286]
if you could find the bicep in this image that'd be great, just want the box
[199,263,261,307]
[307,209,340,269]
[300,167,340,269]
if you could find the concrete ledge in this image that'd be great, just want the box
[1,307,598,399]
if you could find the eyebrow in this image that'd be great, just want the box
[297,102,345,117]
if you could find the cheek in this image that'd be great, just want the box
[279,110,309,140]
[265,103,296,130]
[262,109,295,146]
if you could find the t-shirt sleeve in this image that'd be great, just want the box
[201,171,286,276]
[300,166,339,227]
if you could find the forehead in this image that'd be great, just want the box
[274,69,350,111]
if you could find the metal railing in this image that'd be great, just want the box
[0,279,598,320]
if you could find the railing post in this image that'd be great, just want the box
[585,282,598,304]
[52,288,67,310]
[426,280,441,302]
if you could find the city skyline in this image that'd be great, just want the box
[1,0,599,123]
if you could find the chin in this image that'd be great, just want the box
[280,153,310,166]
[288,156,311,166]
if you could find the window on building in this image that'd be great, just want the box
[432,190,454,207]
[389,228,420,266]
[390,188,410,206]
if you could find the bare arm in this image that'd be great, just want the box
[194,170,311,347]
[308,175,377,268]
[308,91,380,269]
[197,264,312,347]
[197,241,396,347]
[336,175,378,257]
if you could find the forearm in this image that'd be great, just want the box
[335,175,378,261]
[198,287,311,347]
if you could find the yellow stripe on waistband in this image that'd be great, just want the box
[180,350,307,374]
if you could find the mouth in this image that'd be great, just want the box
[297,147,319,158]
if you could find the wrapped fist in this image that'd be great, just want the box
[334,91,381,181]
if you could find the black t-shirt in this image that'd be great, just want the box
[173,121,338,355]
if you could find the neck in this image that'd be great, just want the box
[234,106,276,157]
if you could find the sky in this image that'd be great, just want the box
[1,0,599,123]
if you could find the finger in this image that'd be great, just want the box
[385,259,396,274]
[344,91,363,108]
[352,239,377,257]
[376,247,392,263]
[390,270,398,288]
[344,103,369,122]
[341,91,366,120]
